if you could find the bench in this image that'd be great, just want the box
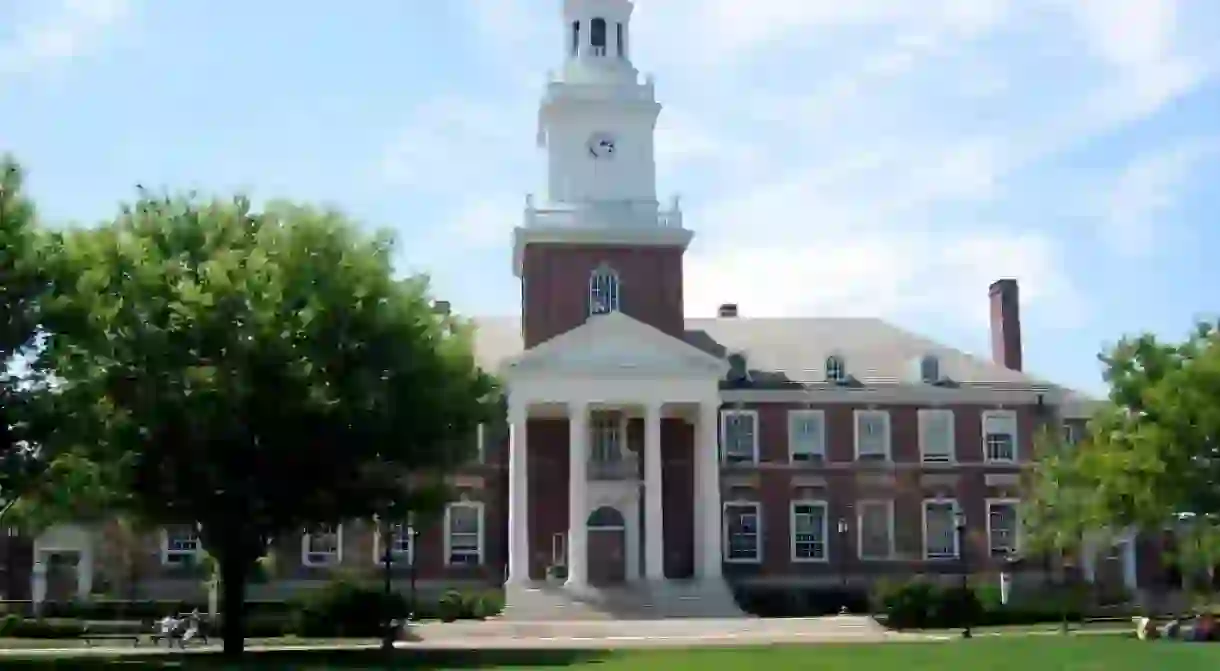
[80,627,144,648]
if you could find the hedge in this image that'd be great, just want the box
[873,578,1090,629]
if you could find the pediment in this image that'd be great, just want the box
[502,312,727,379]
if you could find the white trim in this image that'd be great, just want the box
[159,525,201,566]
[986,498,1022,557]
[917,408,956,464]
[371,517,415,566]
[921,498,960,560]
[787,409,826,463]
[856,500,895,561]
[721,409,760,465]
[853,409,891,462]
[551,532,567,568]
[720,386,1063,406]
[444,501,485,566]
[588,264,621,315]
[982,409,1019,463]
[790,500,829,563]
[475,423,486,463]
[722,500,762,564]
[301,524,343,567]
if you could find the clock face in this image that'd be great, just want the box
[587,132,617,159]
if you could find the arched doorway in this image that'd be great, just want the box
[587,506,626,586]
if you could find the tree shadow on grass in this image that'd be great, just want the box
[0,647,612,669]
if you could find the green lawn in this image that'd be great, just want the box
[1,638,1218,669]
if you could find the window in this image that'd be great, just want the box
[825,355,846,383]
[590,17,607,54]
[857,501,893,560]
[721,409,758,465]
[791,501,828,562]
[161,525,200,566]
[571,21,580,57]
[918,409,955,463]
[302,524,342,567]
[987,500,1020,558]
[616,22,625,57]
[590,411,624,464]
[920,355,940,383]
[982,410,1018,462]
[854,410,890,461]
[723,501,761,563]
[1062,423,1078,446]
[372,519,414,565]
[788,410,826,463]
[923,500,959,560]
[445,502,484,566]
[588,265,620,315]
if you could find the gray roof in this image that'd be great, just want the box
[471,316,1079,390]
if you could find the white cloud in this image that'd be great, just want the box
[0,0,132,76]
[1094,138,1220,256]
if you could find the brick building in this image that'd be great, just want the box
[26,0,1167,616]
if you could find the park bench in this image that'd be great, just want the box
[80,624,144,647]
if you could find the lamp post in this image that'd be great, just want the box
[837,517,850,614]
[380,517,394,652]
[955,510,972,639]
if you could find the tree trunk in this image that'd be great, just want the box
[220,550,250,658]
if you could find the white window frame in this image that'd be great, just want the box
[723,500,762,564]
[918,409,956,464]
[922,499,960,560]
[160,525,201,566]
[371,517,414,565]
[982,409,1019,463]
[986,498,1021,558]
[825,355,846,383]
[588,265,620,315]
[853,409,891,462]
[788,409,826,463]
[1062,423,1077,446]
[720,409,759,465]
[551,532,567,568]
[301,524,343,567]
[790,500,829,563]
[856,500,895,561]
[474,423,485,463]
[444,501,485,566]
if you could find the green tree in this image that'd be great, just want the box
[0,155,50,523]
[39,193,495,656]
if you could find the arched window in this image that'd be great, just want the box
[920,355,940,383]
[825,355,846,383]
[591,18,607,55]
[588,265,620,315]
[587,506,626,529]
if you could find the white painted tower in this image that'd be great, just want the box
[514,0,689,277]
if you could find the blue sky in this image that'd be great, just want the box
[2,0,1218,395]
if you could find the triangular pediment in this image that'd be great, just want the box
[501,312,728,379]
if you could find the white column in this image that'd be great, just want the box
[566,401,589,589]
[644,402,665,581]
[1081,533,1098,583]
[77,546,94,600]
[626,496,641,582]
[31,560,47,616]
[506,400,530,584]
[697,401,723,580]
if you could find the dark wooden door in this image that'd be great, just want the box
[587,529,626,586]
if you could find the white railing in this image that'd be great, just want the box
[523,196,683,230]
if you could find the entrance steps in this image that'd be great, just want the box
[500,580,747,621]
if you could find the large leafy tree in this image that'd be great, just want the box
[39,193,494,656]
[0,156,50,523]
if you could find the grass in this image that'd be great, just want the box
[1,637,1219,669]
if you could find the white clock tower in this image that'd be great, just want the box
[513,0,691,278]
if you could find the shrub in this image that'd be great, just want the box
[289,579,409,638]
[7,618,88,638]
[0,613,20,636]
[734,586,871,617]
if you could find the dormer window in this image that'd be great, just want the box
[825,355,846,383]
[589,265,620,315]
[919,355,940,383]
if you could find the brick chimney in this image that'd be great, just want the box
[718,303,739,318]
[989,279,1022,371]
[434,300,451,315]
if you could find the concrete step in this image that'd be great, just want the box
[500,580,747,621]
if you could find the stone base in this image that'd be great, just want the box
[500,578,745,621]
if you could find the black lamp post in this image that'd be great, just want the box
[837,517,850,614]
[380,519,394,652]
[955,510,972,639]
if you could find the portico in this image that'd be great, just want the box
[500,311,728,593]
